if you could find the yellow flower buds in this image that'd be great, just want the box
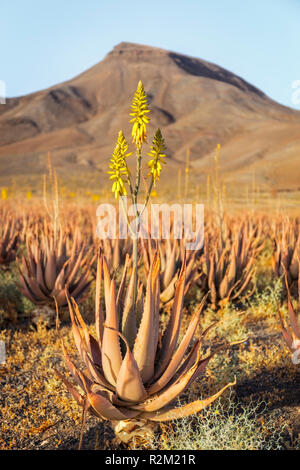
[130,80,150,148]
[108,131,131,199]
[147,128,166,184]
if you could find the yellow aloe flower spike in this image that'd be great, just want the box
[107,131,132,199]
[130,80,150,148]
[147,128,166,185]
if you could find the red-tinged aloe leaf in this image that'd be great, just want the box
[133,257,156,383]
[56,231,66,265]
[142,379,236,422]
[2,222,10,245]
[69,269,92,298]
[82,347,114,391]
[87,389,141,420]
[53,258,70,292]
[45,251,57,291]
[66,291,86,362]
[287,295,300,341]
[160,274,177,304]
[81,246,95,271]
[18,271,39,303]
[135,282,144,328]
[185,254,196,283]
[231,265,255,301]
[86,333,102,367]
[60,340,86,392]
[151,254,161,356]
[101,280,122,386]
[163,242,177,289]
[116,254,130,318]
[225,278,241,302]
[288,301,300,340]
[298,263,300,306]
[142,238,150,276]
[63,253,78,279]
[53,289,68,307]
[91,384,133,408]
[149,295,208,394]
[171,324,238,386]
[78,398,89,451]
[109,328,148,403]
[36,256,48,294]
[217,248,226,278]
[283,263,300,339]
[121,264,137,348]
[54,369,85,407]
[279,311,294,350]
[27,246,37,276]
[155,257,186,378]
[148,237,155,264]
[19,285,41,305]
[103,256,111,314]
[131,345,203,412]
[70,298,102,366]
[71,280,93,306]
[227,253,237,287]
[65,250,85,287]
[78,369,140,421]
[219,273,229,300]
[71,227,81,257]
[71,298,91,347]
[95,250,104,345]
[112,237,120,270]
[25,276,50,302]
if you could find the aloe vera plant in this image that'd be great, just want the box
[142,237,202,305]
[18,228,94,309]
[56,250,240,446]
[200,231,256,310]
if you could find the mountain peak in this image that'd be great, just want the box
[106,41,168,60]
[105,43,265,96]
[113,41,151,50]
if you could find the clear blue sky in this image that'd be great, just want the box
[1,0,300,108]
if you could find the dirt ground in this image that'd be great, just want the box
[0,308,299,450]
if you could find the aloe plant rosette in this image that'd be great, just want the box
[56,249,240,446]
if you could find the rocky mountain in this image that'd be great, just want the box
[1,41,300,191]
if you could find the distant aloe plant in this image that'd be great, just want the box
[18,228,94,308]
[17,155,94,321]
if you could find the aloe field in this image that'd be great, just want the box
[0,82,299,451]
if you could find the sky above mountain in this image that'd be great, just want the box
[1,0,299,109]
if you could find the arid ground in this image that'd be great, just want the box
[0,195,299,451]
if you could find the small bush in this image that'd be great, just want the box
[151,393,286,450]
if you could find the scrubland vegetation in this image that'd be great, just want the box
[0,82,299,450]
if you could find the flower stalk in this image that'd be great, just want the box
[107,81,167,310]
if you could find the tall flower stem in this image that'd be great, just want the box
[132,147,142,308]
[107,82,166,314]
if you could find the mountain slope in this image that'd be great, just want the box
[1,41,300,191]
